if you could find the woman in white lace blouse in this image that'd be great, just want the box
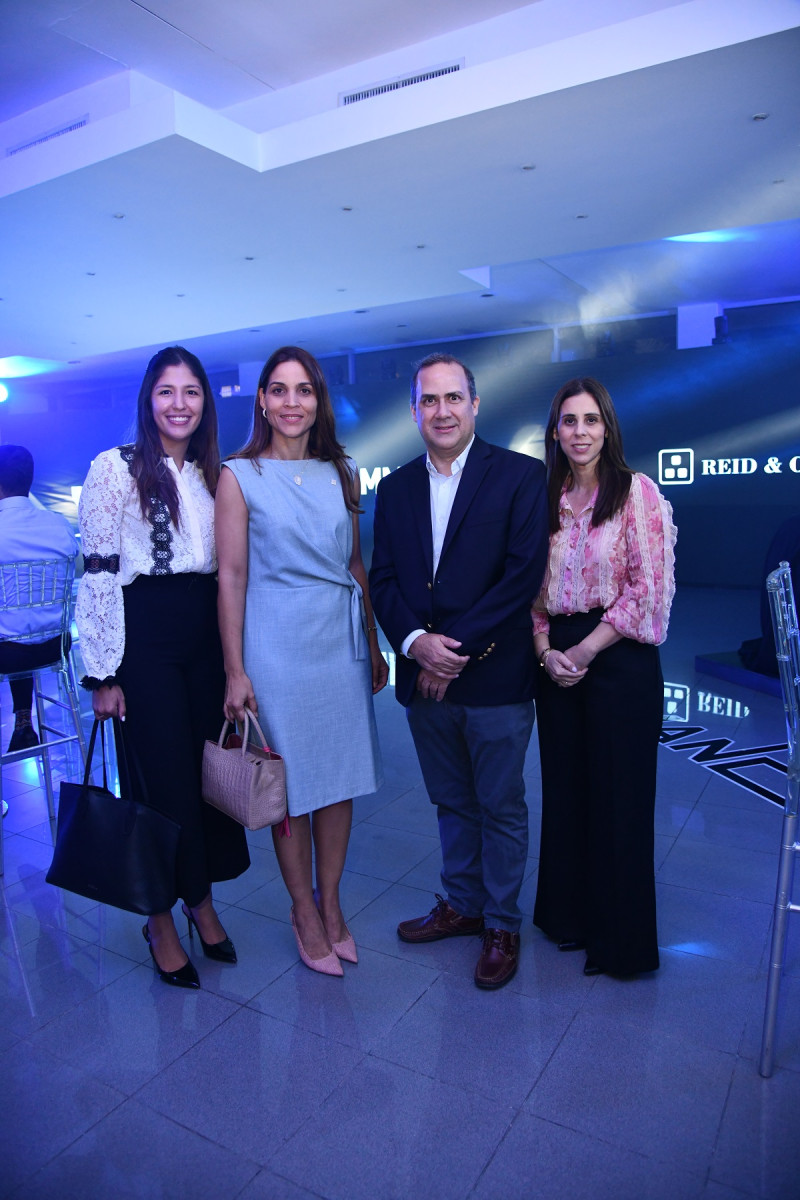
[76,347,249,989]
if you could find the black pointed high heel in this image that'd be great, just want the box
[182,903,237,964]
[142,923,200,989]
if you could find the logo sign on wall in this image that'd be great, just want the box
[659,449,694,486]
[658,446,791,486]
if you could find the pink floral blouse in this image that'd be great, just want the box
[532,473,677,646]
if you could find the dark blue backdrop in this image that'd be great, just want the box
[4,326,798,589]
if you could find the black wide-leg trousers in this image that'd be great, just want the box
[116,573,249,911]
[533,609,662,975]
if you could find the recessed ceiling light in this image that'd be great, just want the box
[176,293,185,298]
[416,244,426,249]
[85,313,93,318]
[244,256,255,261]
[354,309,368,314]
[576,213,589,219]
[337,287,347,292]
[68,359,81,364]
[773,178,785,184]
[752,112,769,121]
[397,323,408,328]
[341,206,353,212]
[249,328,260,333]
[521,164,536,171]
[481,292,494,298]
[86,271,95,276]
[112,213,125,219]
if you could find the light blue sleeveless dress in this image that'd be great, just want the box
[224,457,383,816]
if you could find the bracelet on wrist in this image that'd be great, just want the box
[539,647,553,669]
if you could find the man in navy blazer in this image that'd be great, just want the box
[370,353,548,988]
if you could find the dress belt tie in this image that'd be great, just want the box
[347,575,367,660]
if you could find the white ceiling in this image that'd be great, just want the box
[0,0,798,391]
[0,0,540,119]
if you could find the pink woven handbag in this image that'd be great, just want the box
[202,707,287,830]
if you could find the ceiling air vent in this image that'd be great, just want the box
[6,115,89,158]
[340,61,462,107]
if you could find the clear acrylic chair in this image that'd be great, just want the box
[759,560,800,1076]
[0,556,87,876]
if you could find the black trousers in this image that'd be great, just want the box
[533,610,662,974]
[116,573,249,911]
[0,636,64,711]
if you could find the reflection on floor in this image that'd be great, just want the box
[2,586,798,1200]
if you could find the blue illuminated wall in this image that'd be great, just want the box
[3,308,798,589]
[338,322,800,589]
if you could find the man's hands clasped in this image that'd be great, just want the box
[411,632,470,702]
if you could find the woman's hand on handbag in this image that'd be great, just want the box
[92,684,126,720]
[224,672,257,723]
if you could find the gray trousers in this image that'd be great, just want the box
[407,695,535,932]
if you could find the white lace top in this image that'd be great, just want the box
[75,446,216,683]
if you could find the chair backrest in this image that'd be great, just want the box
[0,557,76,653]
[767,560,800,814]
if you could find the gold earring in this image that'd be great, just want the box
[261,407,267,420]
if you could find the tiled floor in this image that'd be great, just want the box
[2,586,799,1199]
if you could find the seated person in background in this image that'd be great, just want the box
[0,445,78,758]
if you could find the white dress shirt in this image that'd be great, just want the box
[401,437,475,658]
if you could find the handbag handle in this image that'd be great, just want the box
[217,706,274,755]
[82,718,148,804]
[82,719,109,791]
[112,716,142,802]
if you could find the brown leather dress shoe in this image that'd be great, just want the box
[397,894,485,943]
[474,928,520,989]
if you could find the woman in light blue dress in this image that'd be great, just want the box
[216,347,387,976]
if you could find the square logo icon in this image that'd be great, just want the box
[663,682,690,722]
[658,448,694,486]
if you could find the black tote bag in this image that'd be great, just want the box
[46,718,179,915]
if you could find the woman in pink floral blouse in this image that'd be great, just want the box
[532,377,676,977]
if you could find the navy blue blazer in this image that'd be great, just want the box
[370,436,548,707]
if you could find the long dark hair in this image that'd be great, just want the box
[129,346,220,525]
[231,346,360,513]
[544,377,633,533]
